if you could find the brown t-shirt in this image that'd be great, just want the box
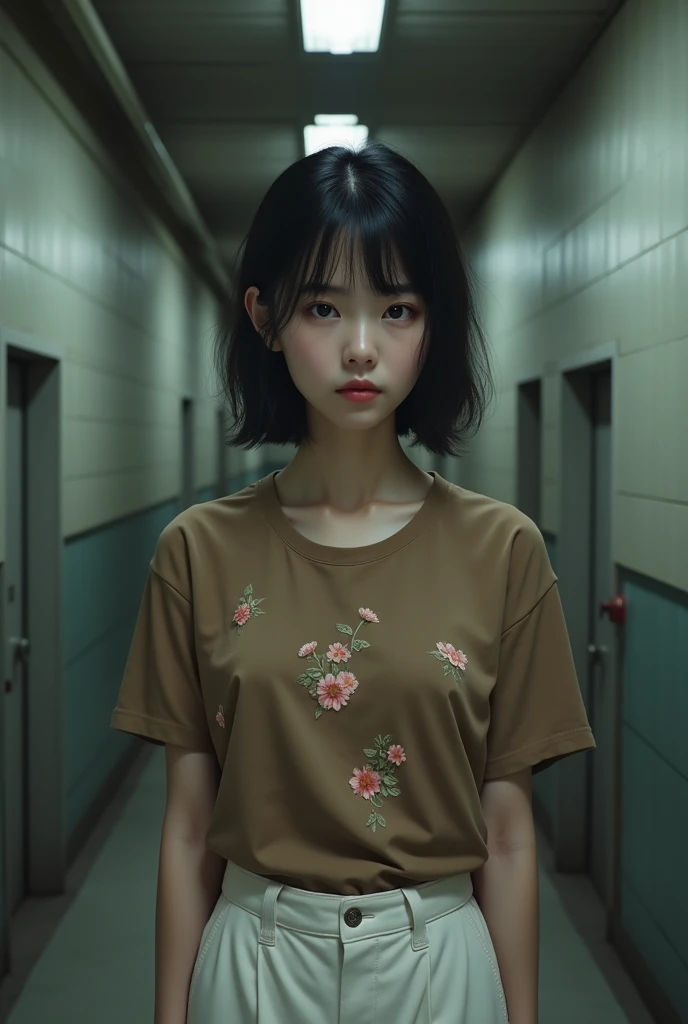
[111,469,595,895]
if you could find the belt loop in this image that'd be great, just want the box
[259,882,284,946]
[400,886,429,951]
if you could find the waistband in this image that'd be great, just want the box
[221,860,473,950]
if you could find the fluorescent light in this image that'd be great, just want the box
[300,0,386,54]
[304,123,369,156]
[314,114,359,126]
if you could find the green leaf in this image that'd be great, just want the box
[369,793,383,808]
[443,663,452,675]
[336,623,353,635]
[314,706,324,719]
[244,584,253,597]
[296,674,310,685]
[308,684,318,698]
[252,596,265,605]
[366,812,376,827]
[383,774,396,786]
[306,668,323,679]
[380,784,389,797]
[363,748,377,757]
[370,820,378,833]
[251,607,265,615]
[376,814,386,828]
[387,788,400,797]
[352,639,370,651]
[382,734,392,745]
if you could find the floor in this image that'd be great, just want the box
[2,748,657,1024]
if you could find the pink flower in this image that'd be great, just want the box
[337,671,358,693]
[387,744,406,765]
[317,674,351,710]
[298,641,318,657]
[359,607,379,623]
[349,766,381,799]
[327,641,351,663]
[233,603,251,626]
[436,642,467,670]
[215,705,225,729]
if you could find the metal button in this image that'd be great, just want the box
[343,907,362,928]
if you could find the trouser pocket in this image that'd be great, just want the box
[187,893,231,1007]
[464,897,509,1022]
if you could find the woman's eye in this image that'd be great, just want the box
[385,304,413,321]
[309,303,338,319]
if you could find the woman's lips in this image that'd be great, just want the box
[336,388,381,402]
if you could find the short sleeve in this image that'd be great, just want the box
[484,521,596,780]
[110,523,213,752]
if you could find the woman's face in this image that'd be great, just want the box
[245,252,427,435]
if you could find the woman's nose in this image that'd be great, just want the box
[344,319,379,360]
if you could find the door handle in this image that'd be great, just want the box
[10,637,30,664]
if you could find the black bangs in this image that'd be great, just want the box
[213,140,494,456]
[262,194,430,352]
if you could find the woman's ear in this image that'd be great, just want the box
[244,286,281,351]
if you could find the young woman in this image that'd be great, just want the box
[112,141,595,1024]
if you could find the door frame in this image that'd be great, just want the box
[181,394,194,509]
[554,340,620,906]
[0,327,64,974]
[515,372,543,527]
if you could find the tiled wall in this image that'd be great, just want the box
[459,0,688,1016]
[0,9,221,953]
[0,12,222,561]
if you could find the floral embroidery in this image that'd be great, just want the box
[232,583,265,635]
[295,607,378,719]
[427,641,468,684]
[215,705,225,729]
[349,733,406,832]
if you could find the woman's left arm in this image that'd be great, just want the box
[471,767,539,1024]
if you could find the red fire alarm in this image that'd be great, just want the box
[600,593,626,625]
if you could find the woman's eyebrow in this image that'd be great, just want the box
[300,282,415,296]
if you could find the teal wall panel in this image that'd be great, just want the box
[63,460,287,841]
[621,727,688,1019]
[62,499,179,837]
[619,573,688,1022]
[195,484,218,504]
[622,575,688,779]
[227,462,286,495]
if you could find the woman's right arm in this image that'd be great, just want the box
[154,744,226,1024]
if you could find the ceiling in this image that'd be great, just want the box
[89,0,623,268]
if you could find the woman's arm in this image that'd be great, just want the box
[471,768,539,1024]
[155,746,225,1024]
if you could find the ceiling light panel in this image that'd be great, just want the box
[304,123,369,156]
[300,0,386,53]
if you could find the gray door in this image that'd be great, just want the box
[587,368,617,907]
[4,360,28,914]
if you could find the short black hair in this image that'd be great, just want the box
[213,140,494,458]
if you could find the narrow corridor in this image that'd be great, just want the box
[3,750,655,1024]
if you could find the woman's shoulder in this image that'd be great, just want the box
[441,477,544,548]
[439,479,556,617]
[151,479,265,586]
